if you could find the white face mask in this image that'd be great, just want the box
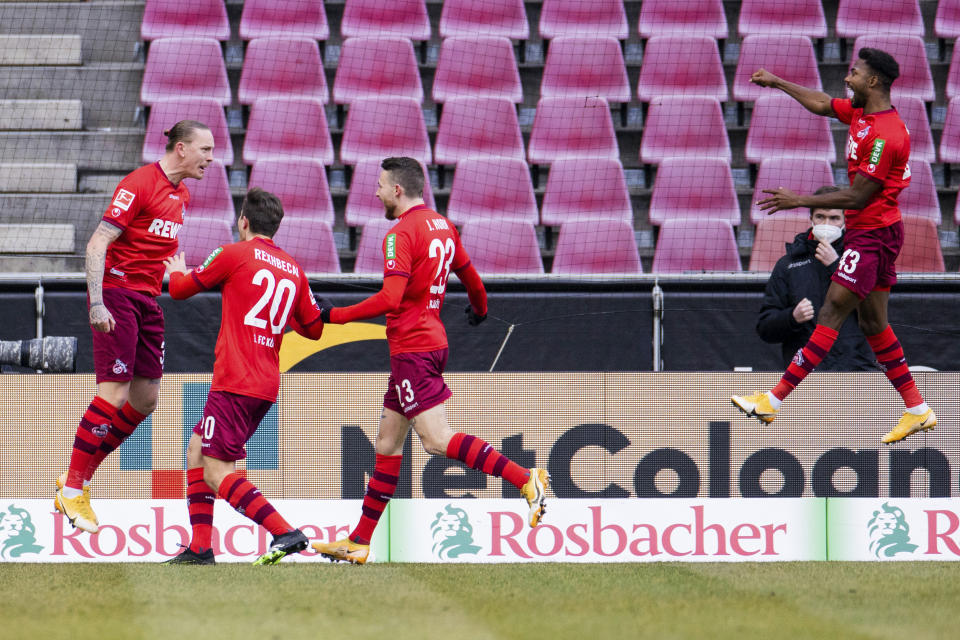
[811,224,842,244]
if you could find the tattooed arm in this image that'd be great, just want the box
[86,222,123,332]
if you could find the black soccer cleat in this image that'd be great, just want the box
[253,529,309,565]
[163,545,215,565]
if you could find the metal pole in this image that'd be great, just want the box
[652,281,663,372]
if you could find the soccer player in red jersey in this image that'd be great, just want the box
[162,187,325,565]
[731,48,936,444]
[55,121,215,533]
[311,157,550,564]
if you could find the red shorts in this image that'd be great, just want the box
[192,390,274,462]
[92,287,165,383]
[831,221,904,299]
[382,349,452,419]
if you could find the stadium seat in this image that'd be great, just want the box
[636,35,728,103]
[271,219,341,273]
[434,97,525,166]
[946,45,960,100]
[527,96,618,165]
[551,219,641,274]
[748,214,813,271]
[896,96,936,163]
[340,0,430,42]
[898,160,940,224]
[238,37,328,105]
[640,96,731,165]
[733,35,821,104]
[539,0,628,40]
[540,157,632,227]
[836,0,924,40]
[459,219,544,274]
[344,158,435,227]
[142,97,233,165]
[850,35,934,102]
[637,0,728,39]
[737,0,827,39]
[652,218,742,273]
[242,97,334,165]
[745,94,836,165]
[749,157,835,224]
[182,160,234,224]
[141,0,230,41]
[541,36,630,105]
[446,157,538,226]
[248,159,334,226]
[941,97,960,170]
[649,158,740,226]
[340,97,432,166]
[432,36,522,104]
[179,217,234,268]
[354,218,398,274]
[936,0,960,40]
[439,0,529,40]
[332,37,423,105]
[239,0,330,41]
[895,215,944,273]
[140,37,231,106]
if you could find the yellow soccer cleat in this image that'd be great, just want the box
[54,489,99,534]
[731,392,779,424]
[521,468,551,528]
[56,472,95,523]
[882,409,937,445]
[311,537,369,565]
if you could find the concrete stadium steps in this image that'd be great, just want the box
[0,194,102,246]
[0,163,76,192]
[0,35,81,65]
[0,99,81,130]
[0,131,141,169]
[0,223,74,253]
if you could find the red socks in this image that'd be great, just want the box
[772,324,839,401]
[446,433,530,490]
[866,326,924,408]
[350,454,401,545]
[66,396,117,490]
[84,402,147,482]
[186,467,214,553]
[218,472,291,536]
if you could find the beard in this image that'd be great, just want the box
[382,201,397,219]
[850,89,866,109]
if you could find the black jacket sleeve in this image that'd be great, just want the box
[756,257,807,344]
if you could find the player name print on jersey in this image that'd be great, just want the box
[254,248,299,277]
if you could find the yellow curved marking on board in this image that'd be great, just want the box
[279,322,387,372]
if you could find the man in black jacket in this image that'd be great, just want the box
[757,186,876,371]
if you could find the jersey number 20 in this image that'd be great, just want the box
[244,268,296,334]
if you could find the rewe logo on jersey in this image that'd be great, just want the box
[146,219,182,239]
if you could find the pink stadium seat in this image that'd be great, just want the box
[749,157,835,224]
[733,35,821,104]
[182,160,234,224]
[459,219,544,274]
[836,0,924,39]
[640,96,731,165]
[850,35,934,103]
[638,0,728,39]
[936,0,960,39]
[652,218,742,273]
[540,157,631,227]
[238,37,328,105]
[895,215,944,273]
[541,36,630,105]
[179,217,234,268]
[539,0,628,40]
[140,37,231,106]
[896,96,936,163]
[142,97,233,165]
[333,37,423,105]
[141,0,230,41]
[434,97,524,166]
[737,0,827,38]
[439,0,529,40]
[946,45,960,100]
[272,219,341,273]
[745,94,836,165]
[649,158,740,226]
[551,220,641,274]
[940,97,960,166]
[748,214,813,271]
[527,96,618,165]
[344,158,435,227]
[354,218,398,274]
[340,0,430,41]
[636,36,728,103]
[433,36,522,104]
[248,159,334,225]
[340,98,432,166]
[446,157,538,226]
[239,0,330,41]
[898,160,940,224]
[242,98,334,165]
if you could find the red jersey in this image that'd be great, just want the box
[832,98,910,229]
[169,237,324,401]
[102,163,189,297]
